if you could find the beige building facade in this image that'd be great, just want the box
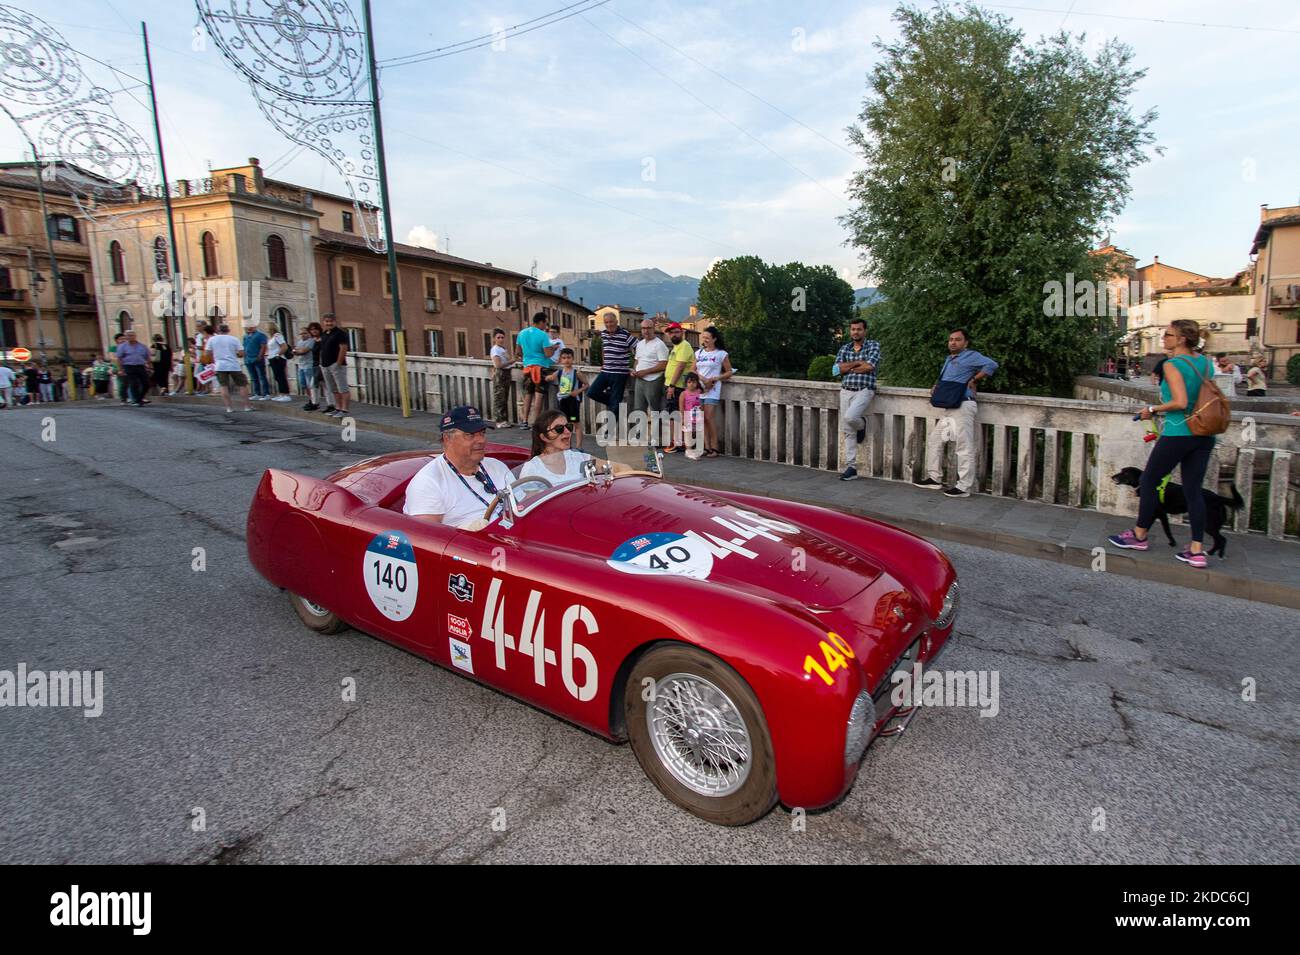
[1251,204,1300,377]
[86,159,321,349]
[0,162,107,363]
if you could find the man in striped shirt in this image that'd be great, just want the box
[586,312,635,424]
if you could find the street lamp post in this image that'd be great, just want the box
[30,152,71,363]
[27,248,47,362]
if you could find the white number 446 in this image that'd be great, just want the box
[480,578,599,701]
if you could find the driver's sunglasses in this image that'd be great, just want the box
[546,423,572,435]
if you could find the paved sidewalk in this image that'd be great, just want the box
[168,394,1300,609]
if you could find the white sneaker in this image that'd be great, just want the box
[273,395,291,402]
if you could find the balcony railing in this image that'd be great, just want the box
[63,291,95,308]
[1268,284,1300,307]
[0,288,26,303]
[335,353,1300,540]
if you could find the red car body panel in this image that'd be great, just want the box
[246,443,958,810]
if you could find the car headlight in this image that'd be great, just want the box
[934,580,959,630]
[845,690,876,764]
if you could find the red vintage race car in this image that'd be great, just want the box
[246,443,959,825]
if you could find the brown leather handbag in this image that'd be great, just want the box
[1177,357,1230,436]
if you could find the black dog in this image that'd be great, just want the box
[1111,467,1244,559]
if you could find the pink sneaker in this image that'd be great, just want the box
[1175,549,1208,568]
[1107,529,1149,551]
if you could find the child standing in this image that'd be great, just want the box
[554,347,587,447]
[681,372,704,460]
[91,356,113,399]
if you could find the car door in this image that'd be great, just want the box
[344,504,456,660]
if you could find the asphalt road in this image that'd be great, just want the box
[0,401,1295,864]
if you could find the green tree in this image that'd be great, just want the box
[697,256,855,376]
[841,3,1157,396]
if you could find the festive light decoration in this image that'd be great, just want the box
[195,0,384,251]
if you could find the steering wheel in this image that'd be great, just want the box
[480,475,555,521]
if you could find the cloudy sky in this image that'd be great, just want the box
[4,1,1298,285]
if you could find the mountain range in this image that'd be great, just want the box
[543,268,879,320]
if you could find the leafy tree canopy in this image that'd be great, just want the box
[841,3,1158,396]
[696,256,856,376]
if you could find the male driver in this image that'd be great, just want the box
[516,313,556,428]
[834,317,881,481]
[586,312,635,426]
[203,323,253,413]
[404,405,513,529]
[630,319,668,441]
[115,329,153,406]
[914,328,998,498]
[662,323,694,452]
[318,312,350,418]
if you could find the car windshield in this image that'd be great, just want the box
[503,445,665,515]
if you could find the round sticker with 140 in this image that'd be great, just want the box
[364,530,419,621]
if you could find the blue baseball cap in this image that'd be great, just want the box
[439,405,489,434]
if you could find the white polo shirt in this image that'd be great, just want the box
[635,337,669,381]
[207,334,243,372]
[403,454,513,529]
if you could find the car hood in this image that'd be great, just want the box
[567,479,881,608]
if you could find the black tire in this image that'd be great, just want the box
[624,644,778,826]
[289,592,349,634]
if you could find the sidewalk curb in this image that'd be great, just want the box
[169,396,1300,611]
[685,476,1300,611]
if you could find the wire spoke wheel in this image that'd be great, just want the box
[649,673,751,796]
[625,645,777,825]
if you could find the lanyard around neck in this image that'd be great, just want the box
[446,457,497,506]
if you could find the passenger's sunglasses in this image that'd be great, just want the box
[546,423,572,435]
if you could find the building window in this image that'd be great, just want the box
[427,328,443,356]
[456,329,467,356]
[117,310,132,333]
[108,240,126,283]
[200,231,218,277]
[0,267,8,289]
[0,208,6,234]
[48,214,79,243]
[424,275,437,298]
[153,236,169,280]
[272,306,292,340]
[1,318,15,347]
[345,327,365,352]
[476,284,491,307]
[342,210,353,233]
[339,264,356,291]
[562,311,573,329]
[450,280,466,304]
[1245,317,1258,339]
[505,289,518,309]
[384,269,393,296]
[266,234,287,279]
[482,331,492,355]
[385,328,398,353]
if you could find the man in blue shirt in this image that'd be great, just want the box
[114,329,153,406]
[243,325,270,400]
[914,328,999,498]
[833,317,881,481]
[516,313,556,428]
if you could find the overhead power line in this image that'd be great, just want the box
[380,0,612,68]
[985,4,1300,35]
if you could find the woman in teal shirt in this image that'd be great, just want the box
[1108,320,1215,568]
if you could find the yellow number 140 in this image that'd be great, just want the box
[803,632,855,686]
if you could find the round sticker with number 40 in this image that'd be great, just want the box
[607,532,714,580]
[364,530,419,621]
